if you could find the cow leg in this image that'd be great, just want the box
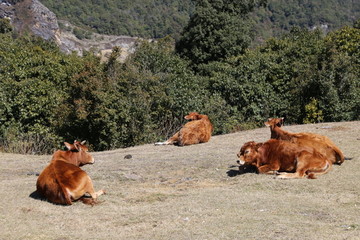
[264,170,279,175]
[304,158,332,179]
[257,164,279,174]
[276,153,312,179]
[83,176,105,199]
[68,175,105,201]
[155,131,180,145]
[276,171,306,179]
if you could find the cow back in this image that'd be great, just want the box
[179,115,213,145]
[259,139,313,172]
[36,161,72,205]
[36,140,94,204]
[266,119,344,164]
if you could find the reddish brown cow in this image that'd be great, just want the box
[155,112,213,146]
[237,139,332,179]
[36,140,105,205]
[265,118,344,165]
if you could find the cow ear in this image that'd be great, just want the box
[279,117,285,126]
[64,142,74,150]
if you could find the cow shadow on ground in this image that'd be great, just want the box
[226,164,258,177]
[29,191,44,201]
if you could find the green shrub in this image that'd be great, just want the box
[303,98,324,124]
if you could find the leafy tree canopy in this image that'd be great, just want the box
[176,0,267,65]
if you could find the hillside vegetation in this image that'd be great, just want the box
[0,0,359,153]
[38,0,360,41]
[40,0,194,39]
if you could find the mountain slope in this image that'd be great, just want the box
[39,0,360,42]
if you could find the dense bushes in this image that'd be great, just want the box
[0,22,359,153]
[199,26,359,124]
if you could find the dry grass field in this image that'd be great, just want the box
[1,121,359,240]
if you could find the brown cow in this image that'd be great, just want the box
[36,140,105,205]
[265,118,344,165]
[155,112,213,146]
[237,139,332,179]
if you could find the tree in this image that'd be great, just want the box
[176,0,267,65]
[0,35,69,153]
[0,18,12,34]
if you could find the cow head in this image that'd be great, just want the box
[64,140,95,166]
[184,112,201,120]
[264,117,284,128]
[237,141,262,166]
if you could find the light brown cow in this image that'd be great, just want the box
[155,112,213,146]
[265,118,344,165]
[237,139,332,179]
[36,140,105,205]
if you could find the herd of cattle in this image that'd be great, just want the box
[36,112,345,205]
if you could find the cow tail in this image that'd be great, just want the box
[57,181,72,205]
[52,165,72,205]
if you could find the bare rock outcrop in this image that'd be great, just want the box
[0,0,138,61]
[0,0,60,43]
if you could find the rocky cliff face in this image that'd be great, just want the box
[28,0,60,43]
[0,0,60,42]
[0,0,137,61]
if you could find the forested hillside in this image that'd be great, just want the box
[39,0,360,41]
[253,0,360,42]
[39,0,194,39]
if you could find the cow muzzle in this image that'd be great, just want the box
[237,156,246,165]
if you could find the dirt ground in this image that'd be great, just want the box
[0,121,359,240]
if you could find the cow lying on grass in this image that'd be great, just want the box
[36,140,105,205]
[155,112,213,146]
[237,139,332,179]
[265,118,344,165]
